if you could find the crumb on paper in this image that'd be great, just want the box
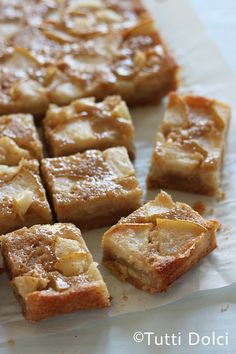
[0,267,4,275]
[7,339,15,347]
[122,294,128,301]
[217,190,226,201]
[221,304,229,313]
[192,201,206,215]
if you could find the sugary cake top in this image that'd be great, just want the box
[155,93,231,170]
[104,191,219,259]
[44,96,133,149]
[45,96,131,127]
[42,147,140,199]
[0,0,149,38]
[0,26,165,88]
[2,223,102,296]
[0,0,170,113]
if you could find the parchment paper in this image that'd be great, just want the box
[1,0,236,343]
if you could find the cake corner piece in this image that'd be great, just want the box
[147,92,231,195]
[0,113,43,165]
[1,223,111,321]
[0,159,52,235]
[102,190,219,293]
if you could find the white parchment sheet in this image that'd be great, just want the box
[0,0,236,343]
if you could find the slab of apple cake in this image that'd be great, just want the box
[0,0,178,116]
[1,223,110,321]
[147,93,231,195]
[41,147,142,230]
[102,191,219,293]
[43,96,135,159]
[0,159,52,234]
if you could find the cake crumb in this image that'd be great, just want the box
[221,304,229,313]
[7,339,15,347]
[192,201,206,215]
[0,267,4,275]
[122,294,128,301]
[217,190,226,201]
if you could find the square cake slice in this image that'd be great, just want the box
[1,223,110,321]
[0,159,52,234]
[147,93,231,195]
[43,96,135,159]
[41,147,142,230]
[102,191,219,293]
[0,113,43,165]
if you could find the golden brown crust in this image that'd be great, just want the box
[2,223,110,321]
[22,284,110,321]
[43,95,135,159]
[147,93,231,195]
[102,191,219,293]
[0,1,178,115]
[0,159,52,234]
[41,147,143,230]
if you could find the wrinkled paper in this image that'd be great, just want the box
[1,0,236,343]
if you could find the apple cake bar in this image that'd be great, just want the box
[0,0,178,116]
[102,191,219,293]
[147,93,231,195]
[1,223,110,321]
[41,147,142,230]
[0,113,43,165]
[43,96,135,159]
[0,159,52,234]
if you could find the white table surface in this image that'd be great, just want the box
[1,1,236,353]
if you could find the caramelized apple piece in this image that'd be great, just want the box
[54,252,91,276]
[54,236,85,258]
[157,142,203,175]
[13,191,34,217]
[12,275,48,297]
[49,274,70,291]
[0,137,30,166]
[155,218,207,256]
[103,147,134,177]
[112,101,131,120]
